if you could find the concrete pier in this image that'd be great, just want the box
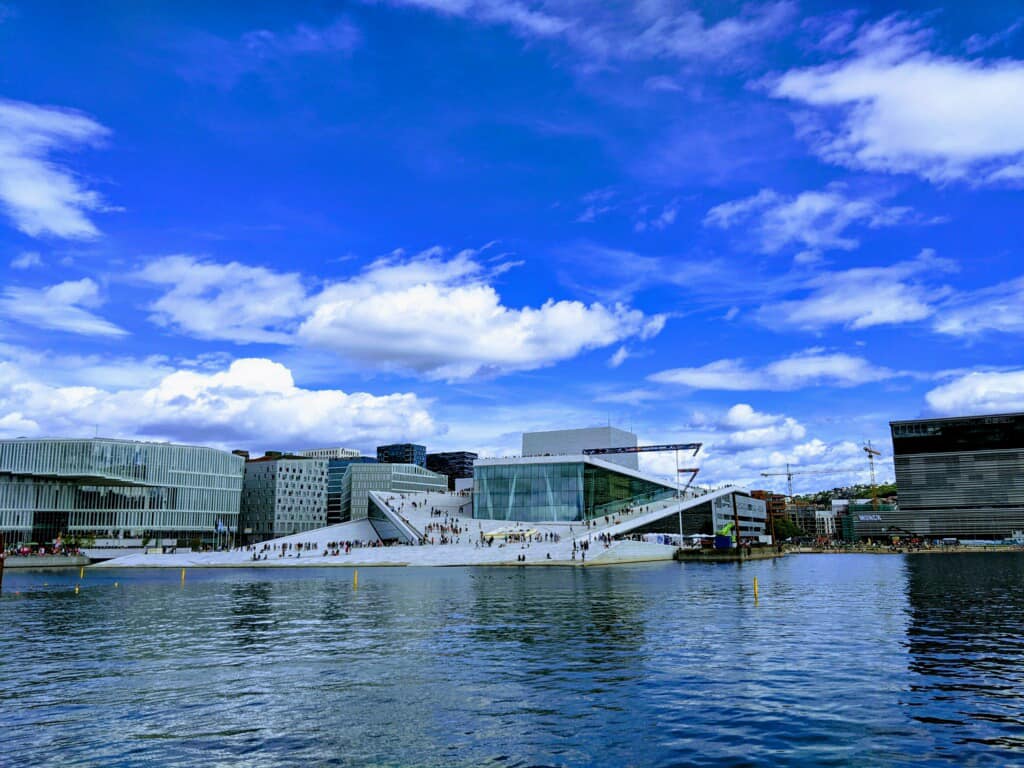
[674,548,784,563]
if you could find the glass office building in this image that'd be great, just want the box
[326,456,377,524]
[425,451,477,490]
[473,456,677,523]
[376,443,427,468]
[0,438,244,545]
[890,412,1024,540]
[341,462,447,521]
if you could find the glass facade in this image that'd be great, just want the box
[0,438,243,544]
[376,443,427,468]
[326,457,377,524]
[341,463,448,520]
[473,460,676,523]
[890,413,1024,540]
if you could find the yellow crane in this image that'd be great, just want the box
[863,442,882,510]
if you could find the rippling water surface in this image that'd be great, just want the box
[4,554,1024,767]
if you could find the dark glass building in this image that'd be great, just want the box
[376,443,426,468]
[426,451,478,489]
[890,412,1024,540]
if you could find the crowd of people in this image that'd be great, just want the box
[240,538,396,560]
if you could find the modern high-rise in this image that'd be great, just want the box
[239,455,328,542]
[522,427,639,470]
[0,438,243,545]
[890,412,1024,540]
[426,451,478,490]
[340,462,447,520]
[377,443,427,468]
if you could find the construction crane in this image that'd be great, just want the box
[759,464,848,501]
[864,442,882,510]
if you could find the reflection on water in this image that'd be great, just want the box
[2,555,1023,767]
[904,554,1024,756]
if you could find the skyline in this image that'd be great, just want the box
[2,2,1023,492]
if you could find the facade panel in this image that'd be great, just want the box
[239,456,328,542]
[890,413,1024,540]
[0,438,243,544]
[522,427,639,470]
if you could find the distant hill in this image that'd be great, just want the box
[794,483,898,506]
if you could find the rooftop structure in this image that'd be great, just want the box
[0,438,243,546]
[293,447,363,460]
[522,427,639,470]
[890,412,1024,540]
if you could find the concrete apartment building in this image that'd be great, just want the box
[239,455,328,542]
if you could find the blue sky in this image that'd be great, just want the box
[1,1,1023,491]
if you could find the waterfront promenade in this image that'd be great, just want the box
[94,491,681,569]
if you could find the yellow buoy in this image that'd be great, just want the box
[753,576,759,601]
[114,582,118,588]
[74,584,79,594]
[180,567,186,586]
[80,566,85,579]
[353,569,358,590]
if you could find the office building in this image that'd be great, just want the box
[341,462,447,521]
[377,443,427,468]
[426,451,478,490]
[890,412,1024,540]
[239,455,328,542]
[325,456,377,524]
[0,438,243,546]
[522,427,639,470]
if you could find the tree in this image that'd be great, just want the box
[774,517,805,541]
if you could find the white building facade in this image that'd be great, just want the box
[521,427,639,470]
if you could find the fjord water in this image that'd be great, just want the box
[3,555,1023,767]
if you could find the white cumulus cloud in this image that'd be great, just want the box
[136,247,665,381]
[136,255,308,344]
[0,98,112,239]
[770,15,1024,184]
[0,356,437,450]
[299,249,665,380]
[925,370,1024,415]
